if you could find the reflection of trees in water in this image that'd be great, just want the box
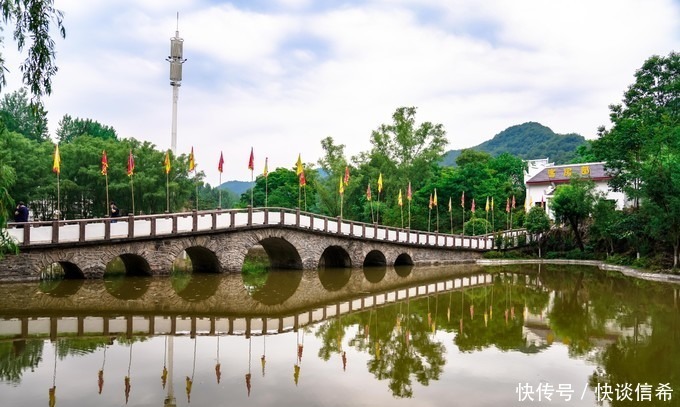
[0,340,43,384]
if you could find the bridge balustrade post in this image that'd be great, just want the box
[247,206,253,226]
[406,229,410,243]
[374,223,378,239]
[211,212,217,230]
[230,211,236,228]
[279,209,284,225]
[79,221,86,242]
[337,216,342,234]
[22,223,31,245]
[128,215,135,238]
[349,222,353,236]
[150,217,157,236]
[295,208,300,227]
[192,210,198,232]
[51,220,59,244]
[104,219,111,240]
[309,214,313,230]
[264,209,269,225]
[172,215,178,234]
[324,218,328,232]
[362,223,366,238]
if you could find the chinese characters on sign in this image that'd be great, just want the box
[516,382,673,403]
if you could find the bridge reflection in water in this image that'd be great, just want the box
[4,264,673,407]
[1,265,530,340]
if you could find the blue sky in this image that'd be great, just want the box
[2,0,679,184]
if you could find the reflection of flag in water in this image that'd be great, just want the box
[215,363,221,383]
[297,344,304,362]
[470,304,474,319]
[245,373,252,396]
[185,376,193,403]
[342,351,347,371]
[161,366,168,389]
[293,364,300,386]
[49,386,56,407]
[261,355,266,377]
[124,376,131,404]
[375,342,381,359]
[98,369,104,394]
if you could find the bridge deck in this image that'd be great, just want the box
[6,207,528,250]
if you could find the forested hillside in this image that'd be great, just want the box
[442,122,587,166]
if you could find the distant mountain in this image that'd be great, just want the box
[442,122,587,166]
[219,180,253,196]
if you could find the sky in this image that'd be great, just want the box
[2,0,679,185]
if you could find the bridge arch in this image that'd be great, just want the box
[183,246,221,273]
[319,245,352,268]
[115,253,153,277]
[394,253,414,267]
[259,237,303,269]
[363,250,387,267]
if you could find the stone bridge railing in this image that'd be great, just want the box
[6,206,530,251]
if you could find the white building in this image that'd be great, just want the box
[523,159,628,218]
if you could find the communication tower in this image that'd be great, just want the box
[166,13,186,154]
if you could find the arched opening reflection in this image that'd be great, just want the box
[172,273,220,302]
[319,246,351,268]
[38,261,85,297]
[103,276,151,300]
[395,265,413,278]
[363,250,387,267]
[319,268,352,291]
[246,269,303,306]
[363,266,387,283]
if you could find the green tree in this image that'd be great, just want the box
[56,114,118,143]
[525,206,551,257]
[592,52,680,207]
[0,0,66,101]
[0,88,48,141]
[551,179,598,251]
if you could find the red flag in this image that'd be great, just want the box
[506,197,510,213]
[343,166,350,186]
[512,195,516,209]
[101,150,108,175]
[471,198,476,213]
[218,152,224,173]
[126,150,135,176]
[248,147,254,171]
[299,171,306,186]
[366,184,372,201]
[407,181,412,201]
[461,191,465,208]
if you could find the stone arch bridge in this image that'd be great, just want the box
[2,207,530,281]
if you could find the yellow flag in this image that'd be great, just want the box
[52,144,61,174]
[398,189,403,206]
[164,150,171,174]
[377,173,383,193]
[485,196,489,212]
[296,154,303,175]
[339,176,344,195]
[433,189,438,206]
[448,196,452,212]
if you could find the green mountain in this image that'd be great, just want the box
[442,122,587,166]
[219,180,253,196]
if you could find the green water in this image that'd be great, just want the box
[0,264,678,406]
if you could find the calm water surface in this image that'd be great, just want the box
[0,264,678,407]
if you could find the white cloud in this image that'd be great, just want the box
[1,0,677,185]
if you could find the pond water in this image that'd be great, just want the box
[0,264,678,407]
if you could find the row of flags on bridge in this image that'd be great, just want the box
[50,144,538,224]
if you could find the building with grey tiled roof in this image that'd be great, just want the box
[523,160,629,219]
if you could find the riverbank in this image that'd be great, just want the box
[477,258,680,284]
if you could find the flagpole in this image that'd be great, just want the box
[166,172,170,213]
[428,206,431,232]
[407,200,411,229]
[400,204,404,229]
[436,206,439,233]
[130,175,135,216]
[218,172,222,209]
[265,175,268,207]
[196,182,199,211]
[303,185,307,211]
[105,173,109,217]
[298,185,301,209]
[250,169,254,208]
[56,172,60,220]
[376,193,380,225]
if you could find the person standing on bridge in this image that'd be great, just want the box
[14,201,29,227]
[110,201,120,222]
